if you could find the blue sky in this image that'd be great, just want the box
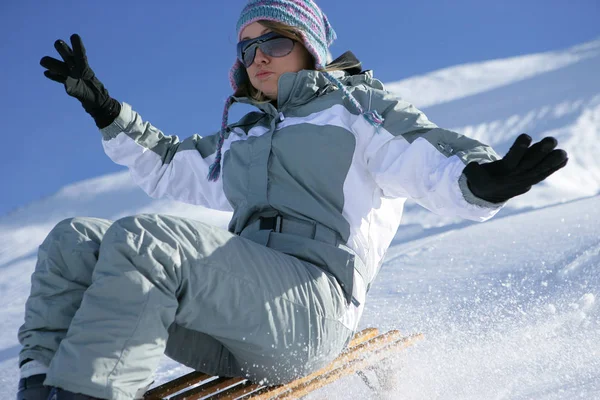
[1,0,598,217]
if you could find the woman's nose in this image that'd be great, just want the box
[254,47,270,64]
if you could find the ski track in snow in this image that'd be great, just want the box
[1,39,599,399]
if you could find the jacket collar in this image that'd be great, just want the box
[231,69,338,116]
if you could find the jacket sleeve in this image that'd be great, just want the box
[351,85,504,222]
[99,102,233,211]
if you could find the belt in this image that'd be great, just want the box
[239,212,340,246]
[239,211,367,307]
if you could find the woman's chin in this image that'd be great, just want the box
[261,88,277,100]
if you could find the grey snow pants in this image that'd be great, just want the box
[18,214,352,400]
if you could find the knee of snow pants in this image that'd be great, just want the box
[18,216,112,367]
[44,215,181,399]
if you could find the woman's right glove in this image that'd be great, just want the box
[40,33,121,129]
[462,133,568,203]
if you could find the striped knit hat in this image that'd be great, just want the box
[230,0,336,93]
[208,0,383,181]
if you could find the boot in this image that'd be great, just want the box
[16,374,51,400]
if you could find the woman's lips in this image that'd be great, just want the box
[255,71,274,79]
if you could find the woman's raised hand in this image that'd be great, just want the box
[40,33,120,128]
[462,133,569,203]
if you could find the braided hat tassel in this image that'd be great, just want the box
[207,96,235,182]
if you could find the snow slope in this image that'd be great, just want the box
[393,38,600,237]
[348,195,600,400]
[0,39,599,399]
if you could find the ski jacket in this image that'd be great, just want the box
[99,58,502,330]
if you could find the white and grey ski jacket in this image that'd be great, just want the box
[99,65,502,330]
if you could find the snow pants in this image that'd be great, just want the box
[18,214,353,400]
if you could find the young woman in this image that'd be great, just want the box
[19,0,568,399]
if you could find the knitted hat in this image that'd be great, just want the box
[208,0,383,181]
[229,0,336,93]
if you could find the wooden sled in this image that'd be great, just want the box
[144,328,423,399]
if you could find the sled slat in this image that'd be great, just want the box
[144,371,212,399]
[347,327,379,347]
[170,377,247,400]
[211,381,264,399]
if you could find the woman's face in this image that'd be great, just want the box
[239,22,313,100]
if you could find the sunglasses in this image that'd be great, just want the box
[237,32,296,68]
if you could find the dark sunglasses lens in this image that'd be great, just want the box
[242,46,257,67]
[261,37,295,57]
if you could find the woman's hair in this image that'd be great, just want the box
[236,20,361,103]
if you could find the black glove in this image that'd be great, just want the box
[40,34,121,129]
[463,134,568,203]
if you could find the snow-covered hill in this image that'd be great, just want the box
[1,39,599,399]
[393,38,600,236]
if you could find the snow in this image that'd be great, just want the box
[1,39,599,399]
[385,38,600,109]
[347,196,600,399]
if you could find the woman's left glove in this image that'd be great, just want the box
[462,133,568,203]
[40,33,121,129]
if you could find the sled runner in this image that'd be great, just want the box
[144,328,423,399]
